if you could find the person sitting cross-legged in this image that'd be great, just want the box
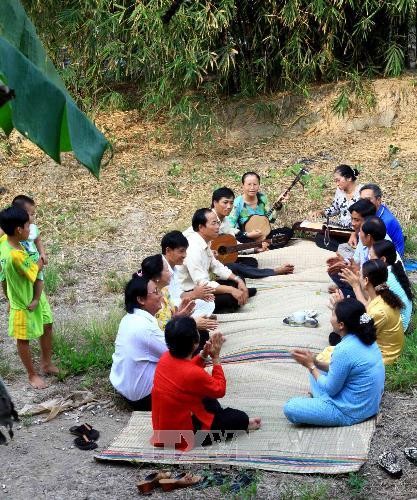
[339,259,405,365]
[151,317,261,450]
[284,298,385,427]
[358,183,405,256]
[109,275,167,411]
[211,186,294,278]
[178,208,256,314]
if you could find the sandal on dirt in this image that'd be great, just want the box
[137,470,171,495]
[378,451,403,478]
[404,448,417,465]
[70,423,100,441]
[73,434,98,451]
[159,472,201,492]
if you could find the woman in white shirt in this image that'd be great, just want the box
[109,276,167,411]
[316,164,362,251]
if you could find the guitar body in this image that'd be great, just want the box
[244,215,271,240]
[211,233,286,264]
[211,234,239,264]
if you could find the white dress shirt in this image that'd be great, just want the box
[109,309,167,401]
[162,256,215,319]
[177,231,232,291]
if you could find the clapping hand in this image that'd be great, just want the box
[291,349,315,368]
[177,298,195,316]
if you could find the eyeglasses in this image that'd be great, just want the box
[208,220,221,226]
[149,289,162,296]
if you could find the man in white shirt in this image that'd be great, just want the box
[161,230,218,330]
[109,276,167,410]
[177,208,256,313]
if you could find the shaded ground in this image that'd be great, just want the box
[1,77,417,498]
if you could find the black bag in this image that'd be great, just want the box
[0,378,19,445]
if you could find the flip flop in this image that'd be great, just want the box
[73,434,98,451]
[70,423,100,441]
[404,448,417,465]
[159,472,201,492]
[137,470,172,495]
[378,451,402,478]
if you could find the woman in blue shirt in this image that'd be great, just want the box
[370,240,413,332]
[284,298,385,426]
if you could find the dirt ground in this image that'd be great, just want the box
[1,76,417,499]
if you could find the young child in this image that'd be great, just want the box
[0,205,57,389]
[12,195,47,311]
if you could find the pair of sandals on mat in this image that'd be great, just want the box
[137,471,201,494]
[70,422,100,450]
[379,448,417,478]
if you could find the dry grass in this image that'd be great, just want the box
[0,76,416,260]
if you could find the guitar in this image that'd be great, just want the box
[211,234,287,264]
[243,167,309,240]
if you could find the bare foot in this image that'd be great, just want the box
[27,299,39,311]
[41,363,60,376]
[274,264,294,275]
[248,417,262,431]
[29,374,48,389]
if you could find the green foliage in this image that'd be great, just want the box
[280,481,330,500]
[332,71,376,117]
[347,472,367,498]
[168,162,183,176]
[103,270,128,294]
[44,263,62,295]
[388,144,400,157]
[386,288,417,392]
[22,0,415,132]
[53,309,122,379]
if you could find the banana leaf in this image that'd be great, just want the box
[0,0,109,177]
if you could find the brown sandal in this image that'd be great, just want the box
[137,470,171,495]
[159,472,201,492]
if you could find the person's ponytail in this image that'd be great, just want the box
[372,240,413,301]
[334,298,377,346]
[375,284,404,310]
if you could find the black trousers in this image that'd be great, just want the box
[227,257,275,279]
[123,392,152,411]
[237,226,293,250]
[192,398,249,447]
[328,271,355,299]
[213,279,241,314]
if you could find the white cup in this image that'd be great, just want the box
[292,311,305,323]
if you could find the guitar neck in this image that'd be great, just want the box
[235,239,270,252]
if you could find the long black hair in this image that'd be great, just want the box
[362,259,404,310]
[372,240,413,301]
[335,298,376,345]
[124,276,149,313]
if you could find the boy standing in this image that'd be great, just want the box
[0,206,57,389]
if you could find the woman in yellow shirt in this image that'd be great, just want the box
[340,259,404,365]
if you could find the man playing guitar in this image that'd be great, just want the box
[211,187,294,278]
